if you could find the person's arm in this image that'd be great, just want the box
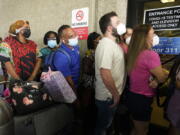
[28,58,42,81]
[0,42,20,79]
[65,76,77,95]
[65,76,80,107]
[53,52,78,93]
[150,66,168,83]
[5,61,20,80]
[100,68,120,107]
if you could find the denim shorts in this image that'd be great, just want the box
[126,91,153,121]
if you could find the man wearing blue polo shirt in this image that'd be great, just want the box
[53,27,80,94]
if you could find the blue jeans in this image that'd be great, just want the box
[94,99,117,135]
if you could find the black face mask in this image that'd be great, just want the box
[23,29,31,38]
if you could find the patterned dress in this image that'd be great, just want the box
[0,36,41,81]
[81,49,95,88]
[79,49,95,107]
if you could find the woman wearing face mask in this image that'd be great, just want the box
[118,35,128,54]
[126,24,168,135]
[118,28,133,54]
[81,32,101,91]
[123,28,133,45]
[79,32,101,134]
[0,20,42,81]
[40,31,59,61]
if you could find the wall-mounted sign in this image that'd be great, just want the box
[72,7,89,40]
[143,2,180,55]
[144,6,180,31]
[152,37,180,54]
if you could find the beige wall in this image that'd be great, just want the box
[96,0,128,33]
[0,0,127,55]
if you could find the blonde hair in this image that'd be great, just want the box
[127,24,152,72]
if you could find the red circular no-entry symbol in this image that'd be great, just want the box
[76,10,84,21]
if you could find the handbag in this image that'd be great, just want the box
[40,67,76,103]
[9,80,52,115]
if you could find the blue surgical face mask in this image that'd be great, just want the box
[68,37,78,46]
[47,40,57,48]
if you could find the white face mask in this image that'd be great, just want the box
[152,34,159,47]
[117,23,126,35]
[15,27,24,34]
[47,40,57,48]
[68,37,78,46]
[125,36,131,45]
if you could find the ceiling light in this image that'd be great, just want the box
[161,0,175,3]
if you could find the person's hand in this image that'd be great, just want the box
[163,68,169,75]
[27,76,35,81]
[110,94,120,108]
[163,68,169,79]
[149,79,158,88]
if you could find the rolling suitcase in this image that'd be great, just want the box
[0,98,14,135]
[14,104,74,135]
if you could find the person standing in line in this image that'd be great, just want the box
[94,11,126,135]
[123,27,133,45]
[0,20,42,81]
[40,31,59,61]
[79,32,101,135]
[118,27,133,54]
[126,24,168,135]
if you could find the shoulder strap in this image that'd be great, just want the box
[56,48,72,66]
[44,51,56,71]
[45,51,55,67]
[45,47,72,71]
